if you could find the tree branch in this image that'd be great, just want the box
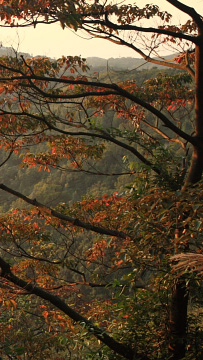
[166,0,203,30]
[82,15,198,44]
[0,184,128,239]
[0,149,13,167]
[0,109,161,175]
[0,256,135,360]
[3,75,195,144]
[82,23,195,78]
[112,84,196,145]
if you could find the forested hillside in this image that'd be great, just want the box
[0,51,181,211]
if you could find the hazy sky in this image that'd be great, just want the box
[0,0,202,59]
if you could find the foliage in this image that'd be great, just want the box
[0,1,202,360]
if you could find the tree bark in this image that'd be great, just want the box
[169,28,203,359]
[185,143,203,186]
[168,278,188,360]
[185,31,203,186]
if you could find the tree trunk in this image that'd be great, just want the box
[185,31,203,186]
[185,144,203,186]
[168,278,188,360]
[169,32,203,359]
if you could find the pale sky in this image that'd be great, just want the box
[0,1,202,59]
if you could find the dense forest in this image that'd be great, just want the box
[0,2,202,360]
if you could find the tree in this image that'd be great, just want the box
[0,1,202,359]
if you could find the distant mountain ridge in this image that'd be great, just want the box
[0,45,176,71]
[86,57,161,71]
[0,45,30,58]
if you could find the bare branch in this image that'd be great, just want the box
[0,148,13,167]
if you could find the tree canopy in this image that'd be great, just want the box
[0,1,202,360]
